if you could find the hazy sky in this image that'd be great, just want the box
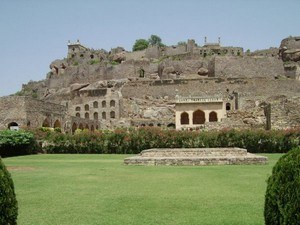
[0,0,299,96]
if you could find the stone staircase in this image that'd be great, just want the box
[124,148,268,166]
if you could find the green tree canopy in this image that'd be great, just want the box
[148,34,164,47]
[132,39,149,51]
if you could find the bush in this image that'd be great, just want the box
[40,128,300,154]
[264,147,300,225]
[132,39,149,51]
[0,130,38,157]
[0,158,18,224]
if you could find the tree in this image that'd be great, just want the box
[0,158,18,224]
[148,34,164,47]
[132,39,149,51]
[264,147,300,225]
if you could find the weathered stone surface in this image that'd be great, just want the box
[197,67,209,75]
[124,148,268,166]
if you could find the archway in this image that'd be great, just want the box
[94,112,98,120]
[180,112,189,125]
[85,112,89,119]
[93,101,98,108]
[102,112,106,120]
[102,101,106,108]
[53,119,61,128]
[42,118,51,127]
[193,110,205,124]
[76,113,80,118]
[110,100,115,107]
[72,123,77,134]
[209,111,218,122]
[85,104,89,111]
[91,125,95,132]
[226,103,231,111]
[75,106,81,111]
[85,124,89,130]
[8,122,19,130]
[110,111,115,119]
[167,123,175,129]
[79,123,84,130]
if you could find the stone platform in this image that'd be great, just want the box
[124,148,268,166]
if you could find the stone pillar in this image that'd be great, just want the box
[264,103,271,130]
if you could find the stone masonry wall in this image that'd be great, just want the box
[213,56,284,78]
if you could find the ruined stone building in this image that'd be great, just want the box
[0,36,299,132]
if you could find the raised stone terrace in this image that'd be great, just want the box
[124,148,268,166]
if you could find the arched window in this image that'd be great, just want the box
[94,112,98,120]
[75,106,81,111]
[180,112,189,125]
[226,103,231,111]
[110,100,115,107]
[102,112,106,120]
[53,119,61,128]
[76,113,80,118]
[85,104,89,111]
[93,101,98,108]
[209,111,218,122]
[79,123,84,130]
[72,123,77,134]
[42,118,50,127]
[102,101,106,108]
[91,125,95,132]
[193,110,205,124]
[85,124,89,130]
[110,111,115,119]
[85,112,89,119]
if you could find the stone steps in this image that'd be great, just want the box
[124,148,268,166]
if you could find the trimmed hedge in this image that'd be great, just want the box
[0,130,38,157]
[41,128,300,154]
[0,158,18,225]
[264,147,300,225]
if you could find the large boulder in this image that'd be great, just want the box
[197,67,209,76]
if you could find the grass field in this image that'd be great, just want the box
[3,154,281,225]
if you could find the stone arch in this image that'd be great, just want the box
[91,125,95,132]
[193,110,205,124]
[180,112,189,125]
[75,106,81,111]
[102,101,106,108]
[93,101,98,108]
[209,111,218,122]
[79,123,84,130]
[53,119,61,128]
[102,112,106,120]
[110,100,115,107]
[110,111,115,119]
[94,112,98,120]
[7,122,19,130]
[85,112,89,119]
[139,68,145,78]
[42,118,51,127]
[76,113,80,118]
[226,103,231,111]
[72,123,77,134]
[167,123,175,129]
[85,104,89,111]
[85,124,89,130]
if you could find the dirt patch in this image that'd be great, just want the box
[7,166,37,171]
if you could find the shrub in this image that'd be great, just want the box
[0,130,38,157]
[132,39,149,51]
[0,158,18,224]
[264,147,300,225]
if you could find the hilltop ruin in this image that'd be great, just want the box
[0,36,299,132]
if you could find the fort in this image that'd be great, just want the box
[0,36,300,132]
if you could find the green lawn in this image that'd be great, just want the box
[3,154,281,225]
